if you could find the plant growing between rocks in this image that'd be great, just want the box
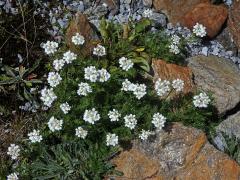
[4,17,218,179]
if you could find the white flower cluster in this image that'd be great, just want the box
[106,133,118,146]
[47,72,62,87]
[119,57,134,71]
[7,173,18,180]
[63,50,77,64]
[172,79,184,92]
[40,87,57,107]
[152,113,166,130]
[93,44,106,57]
[193,92,211,108]
[154,79,171,97]
[7,144,20,160]
[139,130,153,140]
[143,9,153,18]
[84,66,110,82]
[121,79,147,99]
[193,23,207,37]
[77,82,92,96]
[28,129,43,143]
[60,102,71,114]
[42,41,59,55]
[169,35,181,54]
[83,108,100,124]
[71,33,85,45]
[124,114,137,129]
[108,109,121,122]
[75,127,88,139]
[48,116,63,132]
[53,59,65,71]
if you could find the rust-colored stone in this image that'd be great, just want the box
[109,123,240,180]
[153,0,210,24]
[65,13,98,57]
[182,3,228,38]
[228,0,240,49]
[152,59,195,95]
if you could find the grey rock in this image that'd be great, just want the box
[143,0,152,7]
[187,55,240,114]
[149,12,167,27]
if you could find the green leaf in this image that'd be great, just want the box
[132,57,150,72]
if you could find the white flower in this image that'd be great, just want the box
[48,116,63,132]
[124,114,137,130]
[60,102,71,114]
[193,92,211,108]
[133,83,147,99]
[7,144,20,160]
[47,72,62,87]
[77,82,92,96]
[139,130,153,140]
[7,173,18,180]
[84,66,98,82]
[121,79,136,92]
[83,108,100,124]
[63,50,77,64]
[106,133,118,146]
[169,44,180,54]
[98,68,111,82]
[171,35,181,45]
[108,109,121,122]
[154,79,171,97]
[93,44,106,57]
[119,57,134,71]
[75,127,88,139]
[172,79,184,92]
[193,23,207,37]
[40,87,57,107]
[28,129,43,143]
[143,9,153,18]
[42,41,58,55]
[71,33,85,45]
[53,59,65,71]
[152,113,166,130]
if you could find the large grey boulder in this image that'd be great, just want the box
[187,55,240,114]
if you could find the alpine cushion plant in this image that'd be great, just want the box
[5,19,216,179]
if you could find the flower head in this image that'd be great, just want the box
[169,44,180,54]
[42,41,58,55]
[7,144,20,160]
[93,44,106,57]
[28,129,43,143]
[7,173,18,180]
[154,79,170,97]
[124,114,137,130]
[63,50,77,64]
[75,127,88,139]
[152,113,166,130]
[193,23,207,37]
[172,79,184,92]
[119,57,134,71]
[133,83,147,99]
[48,116,63,132]
[83,108,100,124]
[143,9,153,18]
[106,133,118,146]
[40,87,57,107]
[77,82,92,96]
[171,35,181,45]
[108,109,121,122]
[72,33,85,45]
[53,59,65,71]
[98,68,111,82]
[139,130,153,140]
[47,72,62,87]
[193,92,210,108]
[60,102,71,114]
[84,66,98,82]
[121,79,136,92]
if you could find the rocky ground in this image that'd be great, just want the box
[1,0,240,179]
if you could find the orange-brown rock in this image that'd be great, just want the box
[182,3,228,38]
[152,59,195,94]
[228,0,240,49]
[65,13,98,57]
[153,0,210,24]
[109,123,240,180]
